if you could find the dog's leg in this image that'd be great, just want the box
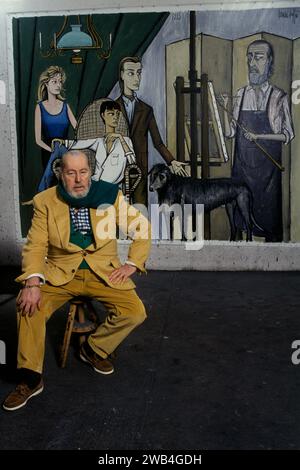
[225,201,237,241]
[180,197,186,241]
[236,192,253,242]
[170,212,174,241]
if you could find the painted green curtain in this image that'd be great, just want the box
[12,12,169,235]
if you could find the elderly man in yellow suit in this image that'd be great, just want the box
[3,149,151,412]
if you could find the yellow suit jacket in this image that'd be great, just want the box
[16,186,151,290]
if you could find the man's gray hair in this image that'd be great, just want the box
[56,149,96,175]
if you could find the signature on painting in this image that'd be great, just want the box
[278,8,299,23]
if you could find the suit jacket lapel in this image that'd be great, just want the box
[130,99,143,136]
[53,196,72,249]
[90,208,99,249]
[90,206,117,249]
[117,97,131,135]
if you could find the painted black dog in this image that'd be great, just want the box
[149,163,263,241]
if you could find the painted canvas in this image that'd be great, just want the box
[12,7,300,242]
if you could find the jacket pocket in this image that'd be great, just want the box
[110,154,119,166]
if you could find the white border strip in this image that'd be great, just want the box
[5,2,300,17]
[7,13,23,243]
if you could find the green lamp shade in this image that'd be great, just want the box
[57,24,93,48]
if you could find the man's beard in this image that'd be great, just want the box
[62,179,91,199]
[249,64,270,86]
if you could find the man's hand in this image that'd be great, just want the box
[170,160,189,177]
[17,277,42,317]
[105,133,136,164]
[126,153,136,164]
[108,264,137,285]
[244,131,257,142]
[219,93,230,110]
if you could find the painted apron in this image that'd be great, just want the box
[232,88,283,241]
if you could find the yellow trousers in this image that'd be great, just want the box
[17,269,147,373]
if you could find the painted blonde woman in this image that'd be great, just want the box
[35,66,77,191]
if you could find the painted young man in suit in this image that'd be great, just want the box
[116,56,187,206]
[3,150,151,411]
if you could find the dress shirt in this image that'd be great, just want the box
[122,93,138,124]
[228,81,294,144]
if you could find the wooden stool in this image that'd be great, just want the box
[60,297,99,368]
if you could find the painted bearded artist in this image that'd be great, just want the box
[3,150,151,411]
[222,39,294,242]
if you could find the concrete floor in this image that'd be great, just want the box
[0,267,300,450]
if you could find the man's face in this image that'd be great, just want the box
[247,43,271,85]
[61,153,91,198]
[121,61,142,92]
[101,108,120,129]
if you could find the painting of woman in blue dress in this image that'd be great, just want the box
[34,65,77,192]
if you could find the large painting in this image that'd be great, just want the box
[12,7,300,242]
